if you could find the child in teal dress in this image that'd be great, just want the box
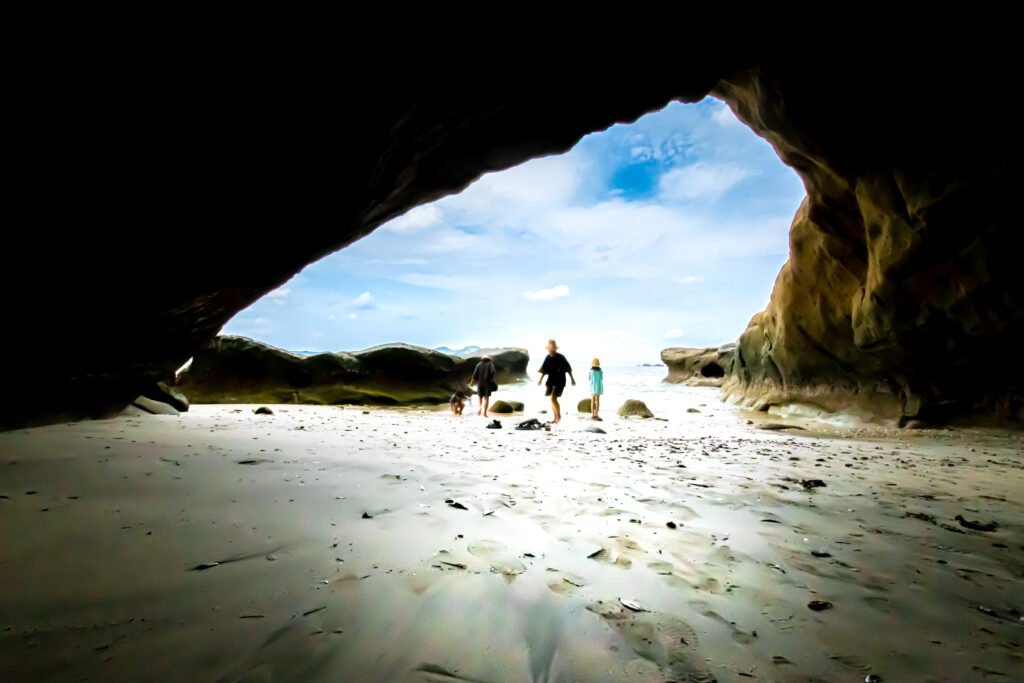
[589,358,604,420]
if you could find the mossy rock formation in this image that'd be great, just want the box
[661,346,735,387]
[176,336,528,406]
[4,54,1020,428]
[618,400,654,419]
[577,398,592,413]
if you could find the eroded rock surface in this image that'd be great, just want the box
[661,346,735,387]
[714,64,1021,423]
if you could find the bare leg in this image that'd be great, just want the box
[483,396,490,417]
[552,396,561,423]
[477,392,482,416]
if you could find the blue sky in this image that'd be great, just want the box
[224,98,805,363]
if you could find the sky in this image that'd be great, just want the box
[223,98,806,364]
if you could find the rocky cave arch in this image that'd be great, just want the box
[5,56,1020,429]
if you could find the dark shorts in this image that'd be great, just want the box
[477,384,492,398]
[545,384,565,398]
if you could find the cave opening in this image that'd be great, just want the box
[213,98,803,401]
[699,362,725,378]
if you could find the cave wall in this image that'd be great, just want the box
[4,55,1019,429]
[714,62,1021,423]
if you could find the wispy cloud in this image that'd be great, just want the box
[385,204,442,233]
[267,287,290,306]
[523,285,570,301]
[352,291,375,309]
[397,273,475,291]
[711,103,741,127]
[658,162,752,202]
[664,328,684,339]
[679,275,704,284]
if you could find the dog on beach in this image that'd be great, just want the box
[450,391,468,415]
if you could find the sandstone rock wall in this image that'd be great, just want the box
[661,346,735,387]
[714,63,1021,424]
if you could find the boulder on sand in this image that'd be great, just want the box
[142,380,189,412]
[176,336,529,406]
[577,398,592,413]
[490,400,525,414]
[618,399,654,418]
[131,396,179,415]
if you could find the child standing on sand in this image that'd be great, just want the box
[589,358,604,420]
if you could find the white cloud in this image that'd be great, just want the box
[327,314,336,320]
[267,287,290,305]
[352,291,375,309]
[396,273,475,291]
[391,257,428,265]
[711,103,741,126]
[630,145,653,161]
[423,231,488,254]
[440,154,584,218]
[664,328,685,339]
[679,275,704,284]
[385,204,442,233]
[523,285,570,301]
[347,312,358,320]
[658,162,752,202]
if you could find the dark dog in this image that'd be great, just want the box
[449,391,468,416]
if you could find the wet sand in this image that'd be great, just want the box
[0,395,1021,682]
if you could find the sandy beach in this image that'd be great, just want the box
[1,390,1021,682]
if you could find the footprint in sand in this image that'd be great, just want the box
[544,568,586,595]
[587,600,713,682]
[467,540,526,576]
[688,599,757,644]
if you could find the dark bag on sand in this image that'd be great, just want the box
[515,418,549,431]
[488,380,498,393]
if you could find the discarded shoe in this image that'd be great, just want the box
[486,420,502,429]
